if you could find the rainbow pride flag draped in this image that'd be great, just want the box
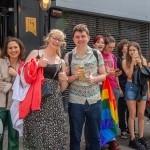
[100,78,119,146]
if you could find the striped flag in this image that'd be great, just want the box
[100,78,119,146]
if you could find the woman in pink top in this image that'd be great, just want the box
[102,36,120,101]
[101,35,121,150]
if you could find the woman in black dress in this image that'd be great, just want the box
[23,29,68,150]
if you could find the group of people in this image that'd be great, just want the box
[0,23,150,150]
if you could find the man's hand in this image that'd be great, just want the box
[58,67,68,82]
[86,70,94,84]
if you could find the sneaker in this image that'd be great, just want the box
[129,138,145,150]
[109,140,121,150]
[121,132,128,139]
[139,137,150,149]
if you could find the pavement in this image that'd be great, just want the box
[2,114,150,150]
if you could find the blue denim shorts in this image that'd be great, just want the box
[125,81,147,101]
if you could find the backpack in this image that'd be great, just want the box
[68,49,99,75]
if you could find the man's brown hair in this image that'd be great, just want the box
[72,24,89,37]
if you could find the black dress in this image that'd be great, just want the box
[23,64,67,150]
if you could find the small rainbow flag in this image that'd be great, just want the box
[100,78,119,146]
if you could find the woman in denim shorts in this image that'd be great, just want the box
[122,42,150,150]
[125,81,147,101]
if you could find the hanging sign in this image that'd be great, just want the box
[25,17,37,36]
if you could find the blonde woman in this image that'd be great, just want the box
[23,29,68,149]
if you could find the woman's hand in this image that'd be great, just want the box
[135,58,142,65]
[38,55,48,67]
[58,72,68,82]
[58,65,68,82]
[115,69,122,77]
[105,66,116,76]
[119,88,123,97]
[59,61,69,92]
[8,66,17,76]
[107,70,116,76]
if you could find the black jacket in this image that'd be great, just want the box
[132,65,150,100]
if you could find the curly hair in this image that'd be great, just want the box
[3,36,25,59]
[116,39,130,58]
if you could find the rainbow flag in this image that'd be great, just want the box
[100,78,119,146]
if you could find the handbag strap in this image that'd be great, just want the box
[36,49,41,59]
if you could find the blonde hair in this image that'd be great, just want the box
[43,29,66,57]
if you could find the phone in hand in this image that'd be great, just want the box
[115,69,120,73]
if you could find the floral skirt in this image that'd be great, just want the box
[23,80,68,150]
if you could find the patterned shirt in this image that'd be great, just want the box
[64,47,104,105]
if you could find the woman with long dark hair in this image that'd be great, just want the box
[0,36,25,150]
